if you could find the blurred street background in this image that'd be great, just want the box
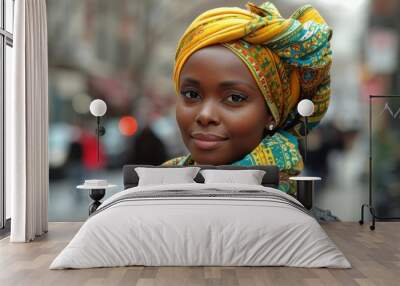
[47,0,400,222]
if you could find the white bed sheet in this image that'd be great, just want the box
[50,183,351,269]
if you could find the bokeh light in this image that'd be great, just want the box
[119,116,138,136]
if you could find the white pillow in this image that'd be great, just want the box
[200,169,266,185]
[135,167,201,186]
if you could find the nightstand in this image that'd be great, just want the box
[77,180,117,215]
[289,176,321,210]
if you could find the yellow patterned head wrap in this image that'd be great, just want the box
[167,2,333,194]
[173,1,332,137]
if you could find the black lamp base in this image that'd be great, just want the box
[296,180,314,210]
[88,189,105,215]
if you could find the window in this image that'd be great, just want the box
[1,0,14,231]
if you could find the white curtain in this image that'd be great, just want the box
[7,0,49,242]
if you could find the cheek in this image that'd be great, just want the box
[223,105,268,136]
[176,101,194,134]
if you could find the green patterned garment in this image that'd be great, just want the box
[163,131,303,195]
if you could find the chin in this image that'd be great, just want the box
[191,152,231,166]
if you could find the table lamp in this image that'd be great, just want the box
[297,99,314,165]
[89,99,107,162]
[290,99,319,210]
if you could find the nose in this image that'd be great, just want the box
[195,99,220,127]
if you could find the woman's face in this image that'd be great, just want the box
[176,45,272,165]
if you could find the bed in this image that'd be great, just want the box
[49,165,350,269]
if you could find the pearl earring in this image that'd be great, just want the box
[268,123,274,131]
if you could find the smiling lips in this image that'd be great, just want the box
[190,132,228,150]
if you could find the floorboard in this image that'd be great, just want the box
[0,222,399,286]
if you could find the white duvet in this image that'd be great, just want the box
[50,183,351,269]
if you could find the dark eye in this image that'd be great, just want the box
[180,90,200,101]
[226,93,248,103]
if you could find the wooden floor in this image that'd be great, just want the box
[0,222,399,286]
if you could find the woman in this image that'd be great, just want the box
[163,1,332,195]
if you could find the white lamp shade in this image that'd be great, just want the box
[89,99,107,117]
[297,99,314,117]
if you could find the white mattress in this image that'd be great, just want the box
[50,183,351,269]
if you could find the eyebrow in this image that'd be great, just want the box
[180,77,259,92]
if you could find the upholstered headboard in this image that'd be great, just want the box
[122,164,280,189]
